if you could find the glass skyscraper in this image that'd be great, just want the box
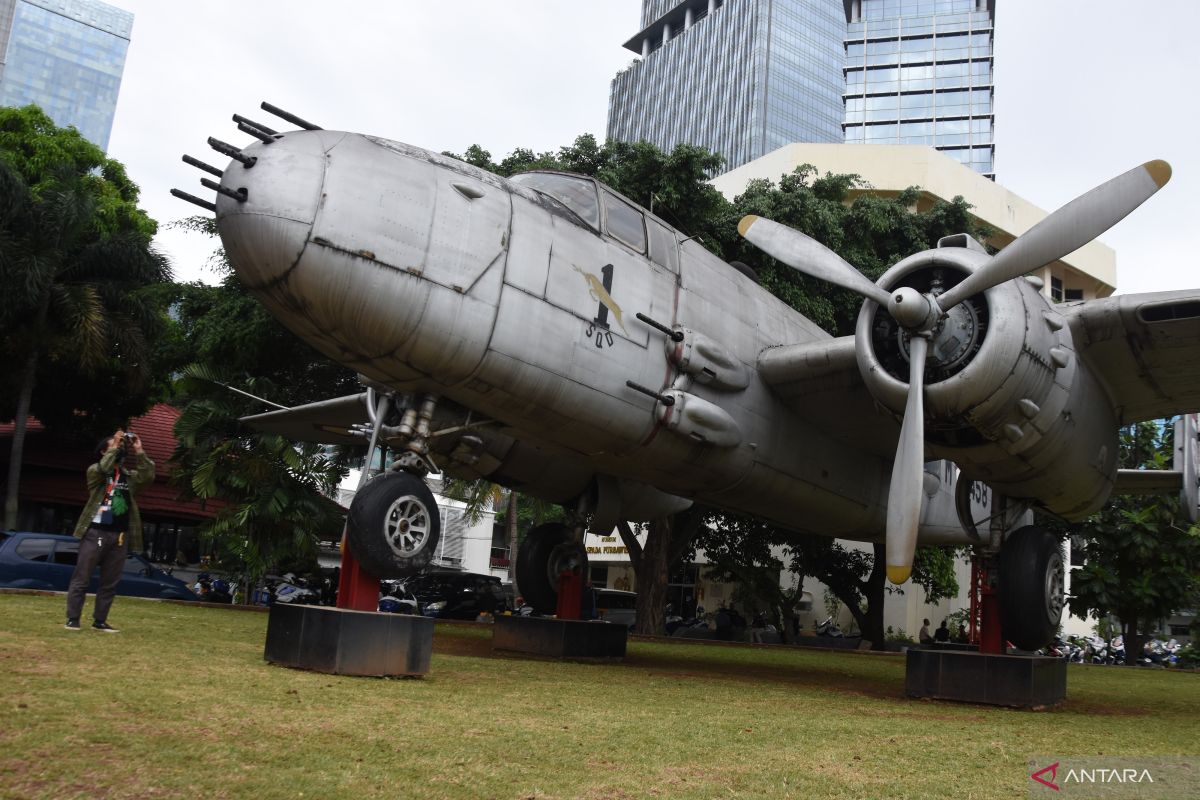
[608,0,847,172]
[608,0,996,178]
[0,0,133,151]
[843,0,994,178]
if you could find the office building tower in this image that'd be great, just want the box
[608,1,996,178]
[843,0,995,178]
[608,0,847,172]
[0,0,133,151]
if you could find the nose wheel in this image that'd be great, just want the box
[347,471,442,578]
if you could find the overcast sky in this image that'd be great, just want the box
[106,0,1198,295]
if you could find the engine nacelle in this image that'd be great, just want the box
[856,242,1118,520]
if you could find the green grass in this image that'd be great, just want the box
[1,593,1197,800]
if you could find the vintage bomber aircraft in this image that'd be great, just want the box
[174,105,1200,649]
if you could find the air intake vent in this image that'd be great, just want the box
[936,233,988,254]
[1139,302,1200,323]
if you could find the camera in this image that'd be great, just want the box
[122,432,135,446]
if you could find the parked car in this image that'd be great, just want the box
[595,588,637,627]
[400,570,506,620]
[0,532,197,601]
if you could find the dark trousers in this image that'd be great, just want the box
[66,528,126,623]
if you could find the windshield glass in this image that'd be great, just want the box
[510,173,600,229]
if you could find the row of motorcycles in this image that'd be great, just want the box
[191,572,333,606]
[1046,634,1186,667]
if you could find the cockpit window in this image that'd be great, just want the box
[510,173,600,230]
[602,191,647,254]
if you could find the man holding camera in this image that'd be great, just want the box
[64,428,155,632]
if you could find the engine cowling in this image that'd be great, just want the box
[855,242,1118,520]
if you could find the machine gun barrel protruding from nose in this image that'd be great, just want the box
[208,136,257,168]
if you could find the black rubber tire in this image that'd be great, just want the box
[347,472,441,579]
[998,525,1065,651]
[515,523,587,613]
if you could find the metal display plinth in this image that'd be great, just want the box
[905,648,1067,708]
[493,615,627,659]
[265,603,434,677]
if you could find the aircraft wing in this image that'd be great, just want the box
[757,335,900,459]
[240,393,369,445]
[1065,289,1200,424]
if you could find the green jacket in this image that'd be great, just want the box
[72,448,155,552]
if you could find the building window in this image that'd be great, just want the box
[1051,276,1063,302]
[1065,288,1084,302]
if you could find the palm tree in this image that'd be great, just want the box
[0,159,170,529]
[171,364,347,593]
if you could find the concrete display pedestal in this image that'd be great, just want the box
[905,648,1067,708]
[264,603,434,677]
[493,615,627,659]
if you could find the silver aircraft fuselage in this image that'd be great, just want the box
[214,130,923,540]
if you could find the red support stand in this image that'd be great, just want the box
[336,538,380,612]
[555,569,583,620]
[968,552,1004,654]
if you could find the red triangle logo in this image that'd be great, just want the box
[1031,762,1060,791]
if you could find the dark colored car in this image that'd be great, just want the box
[0,531,197,601]
[595,588,637,627]
[401,570,506,620]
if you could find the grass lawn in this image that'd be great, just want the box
[1,592,1197,800]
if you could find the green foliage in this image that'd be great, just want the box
[714,167,992,335]
[884,626,916,644]
[0,105,156,238]
[149,277,359,408]
[696,508,959,649]
[1066,421,1200,657]
[0,106,171,526]
[170,364,348,585]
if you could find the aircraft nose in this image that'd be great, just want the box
[212,130,340,288]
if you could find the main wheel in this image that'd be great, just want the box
[515,523,587,613]
[998,525,1065,650]
[347,472,441,579]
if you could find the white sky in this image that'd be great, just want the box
[106,0,1198,295]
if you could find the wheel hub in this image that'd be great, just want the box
[384,494,433,557]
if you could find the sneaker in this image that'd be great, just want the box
[91,621,120,633]
[64,619,80,631]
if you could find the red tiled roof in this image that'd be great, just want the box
[1,403,223,520]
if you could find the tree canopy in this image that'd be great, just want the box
[0,105,171,528]
[1065,421,1200,663]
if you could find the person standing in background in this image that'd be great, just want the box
[64,429,155,632]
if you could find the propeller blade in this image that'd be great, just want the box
[937,160,1171,310]
[738,215,893,307]
[885,335,929,585]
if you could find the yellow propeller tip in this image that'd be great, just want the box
[737,215,759,237]
[1145,160,1172,189]
[886,565,912,585]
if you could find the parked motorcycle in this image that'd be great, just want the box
[1109,635,1125,665]
[815,616,844,638]
[274,573,320,605]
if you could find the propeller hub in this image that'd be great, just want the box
[889,287,935,330]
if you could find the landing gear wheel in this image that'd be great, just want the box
[998,525,1065,650]
[515,523,588,613]
[347,471,441,579]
